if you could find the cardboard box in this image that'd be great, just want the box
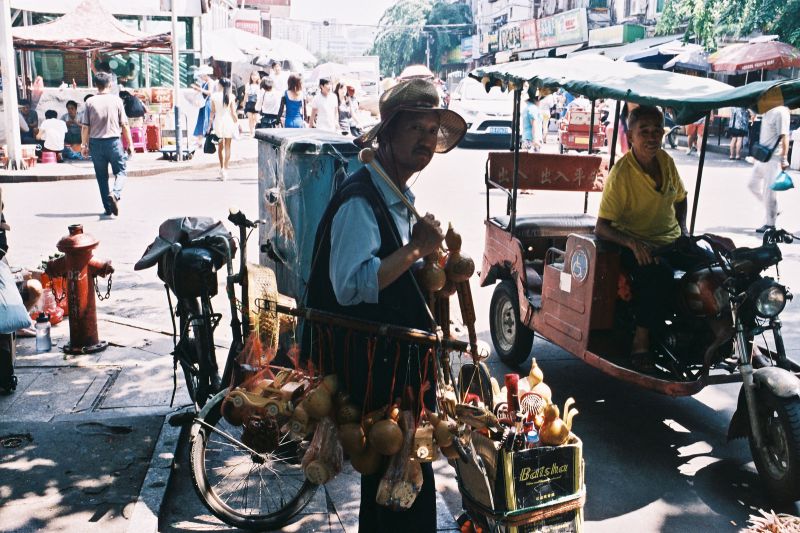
[457,433,584,533]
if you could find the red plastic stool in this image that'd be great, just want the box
[40,151,58,164]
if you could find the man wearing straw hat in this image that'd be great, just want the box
[304,79,466,531]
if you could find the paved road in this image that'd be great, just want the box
[3,140,800,531]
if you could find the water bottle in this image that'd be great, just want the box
[35,313,52,353]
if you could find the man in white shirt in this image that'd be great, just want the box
[310,78,338,133]
[36,110,68,153]
[748,105,790,233]
[270,61,289,95]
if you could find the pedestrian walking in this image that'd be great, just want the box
[748,105,790,233]
[310,78,338,132]
[243,71,262,136]
[80,71,133,217]
[209,78,238,181]
[304,78,467,532]
[277,74,306,128]
[256,78,281,128]
[521,88,543,153]
[728,106,750,160]
[192,65,215,148]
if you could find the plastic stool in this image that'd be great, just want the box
[40,151,58,164]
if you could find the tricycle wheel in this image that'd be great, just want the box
[748,390,800,502]
[489,281,534,366]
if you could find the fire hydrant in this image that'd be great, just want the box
[46,224,114,354]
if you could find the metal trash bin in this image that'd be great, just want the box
[256,129,363,301]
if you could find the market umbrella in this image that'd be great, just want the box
[206,28,274,55]
[399,64,434,80]
[267,39,316,66]
[308,62,351,85]
[710,41,800,73]
[201,31,248,63]
[663,49,711,73]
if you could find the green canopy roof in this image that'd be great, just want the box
[470,57,800,124]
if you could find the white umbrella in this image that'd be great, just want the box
[208,27,274,55]
[201,30,248,63]
[308,62,351,85]
[268,38,316,66]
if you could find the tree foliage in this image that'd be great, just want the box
[370,0,474,77]
[657,0,800,49]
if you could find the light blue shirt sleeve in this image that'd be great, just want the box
[329,196,382,305]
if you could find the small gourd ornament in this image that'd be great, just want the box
[417,249,446,293]
[527,359,552,403]
[539,398,579,446]
[368,405,404,456]
[444,224,475,283]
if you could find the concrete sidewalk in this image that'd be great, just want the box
[0,314,462,532]
[0,137,258,184]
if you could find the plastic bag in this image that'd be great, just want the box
[771,171,795,192]
[0,262,32,334]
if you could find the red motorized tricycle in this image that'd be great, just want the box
[473,57,800,503]
[557,99,606,154]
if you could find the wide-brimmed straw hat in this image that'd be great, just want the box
[356,78,467,153]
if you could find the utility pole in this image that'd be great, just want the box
[425,32,431,69]
[171,0,183,161]
[0,0,22,169]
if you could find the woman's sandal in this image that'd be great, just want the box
[631,351,657,373]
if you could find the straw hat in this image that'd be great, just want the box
[195,65,213,76]
[356,78,467,154]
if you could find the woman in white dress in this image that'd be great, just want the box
[209,77,238,180]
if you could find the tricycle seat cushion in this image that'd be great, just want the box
[492,213,597,238]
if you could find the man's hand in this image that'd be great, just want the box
[782,157,790,170]
[628,238,654,266]
[125,147,133,158]
[410,213,444,258]
[81,145,89,158]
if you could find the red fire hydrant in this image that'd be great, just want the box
[46,224,114,354]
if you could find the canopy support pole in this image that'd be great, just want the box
[86,53,92,87]
[609,100,621,169]
[171,3,183,162]
[689,113,711,235]
[0,0,22,169]
[585,99,596,214]
[510,87,522,234]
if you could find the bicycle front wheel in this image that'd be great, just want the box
[190,391,317,530]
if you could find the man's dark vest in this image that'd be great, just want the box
[303,167,435,411]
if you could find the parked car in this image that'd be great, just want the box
[449,77,514,147]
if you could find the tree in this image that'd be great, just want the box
[657,0,800,49]
[371,0,432,77]
[370,0,474,77]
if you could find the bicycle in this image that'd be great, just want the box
[136,209,317,530]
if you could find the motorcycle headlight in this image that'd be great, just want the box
[754,282,787,318]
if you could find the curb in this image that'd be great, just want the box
[127,409,189,533]
[0,156,257,184]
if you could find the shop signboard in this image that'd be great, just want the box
[588,23,645,47]
[447,46,462,64]
[536,8,588,49]
[488,32,499,54]
[520,20,537,50]
[461,36,474,59]
[498,22,522,52]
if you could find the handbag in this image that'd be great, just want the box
[203,133,218,154]
[750,135,782,163]
[770,171,795,191]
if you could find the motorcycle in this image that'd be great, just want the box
[649,229,800,500]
